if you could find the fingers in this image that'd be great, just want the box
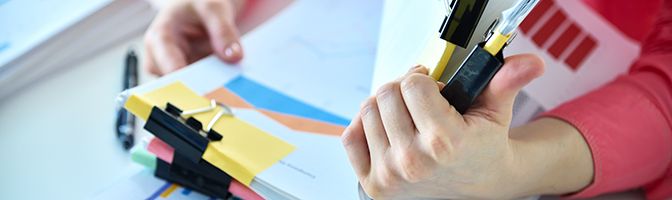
[143,11,189,76]
[368,64,429,149]
[400,73,462,135]
[149,31,188,75]
[143,40,161,75]
[347,66,457,198]
[472,54,545,125]
[194,0,244,63]
[345,65,430,179]
[376,82,415,149]
[360,97,391,165]
[367,65,429,149]
[346,65,446,194]
[342,114,371,178]
[185,37,215,64]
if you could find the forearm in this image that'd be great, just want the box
[508,118,594,197]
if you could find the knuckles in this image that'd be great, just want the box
[400,73,431,93]
[340,126,362,148]
[426,133,453,162]
[397,149,431,183]
[359,96,377,116]
[362,150,438,199]
[363,166,399,199]
[375,82,400,99]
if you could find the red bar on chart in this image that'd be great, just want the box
[519,0,554,34]
[564,36,597,71]
[548,23,581,59]
[532,9,567,47]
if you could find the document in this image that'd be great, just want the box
[120,0,383,199]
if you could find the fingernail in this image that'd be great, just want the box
[224,42,241,58]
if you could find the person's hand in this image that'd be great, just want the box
[144,0,246,76]
[342,54,548,199]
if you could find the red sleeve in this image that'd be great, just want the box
[544,1,672,199]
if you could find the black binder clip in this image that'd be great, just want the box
[154,158,231,199]
[144,99,231,163]
[144,99,237,199]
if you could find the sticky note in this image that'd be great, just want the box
[147,138,174,164]
[130,145,157,170]
[125,82,295,185]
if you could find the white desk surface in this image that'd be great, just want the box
[0,36,156,199]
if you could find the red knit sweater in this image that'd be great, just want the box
[546,0,672,199]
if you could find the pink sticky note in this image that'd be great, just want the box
[147,138,175,164]
[230,181,265,200]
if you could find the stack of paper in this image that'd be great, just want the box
[0,0,155,100]
[119,0,383,199]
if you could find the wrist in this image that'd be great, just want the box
[508,118,594,197]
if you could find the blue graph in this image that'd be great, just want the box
[224,75,351,126]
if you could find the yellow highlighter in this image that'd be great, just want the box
[430,43,456,80]
[430,0,490,81]
[483,31,512,55]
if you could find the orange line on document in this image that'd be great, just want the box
[160,184,179,198]
[257,109,346,136]
[206,87,254,109]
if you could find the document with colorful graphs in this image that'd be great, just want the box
[120,0,383,199]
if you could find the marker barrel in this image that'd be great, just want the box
[440,43,504,114]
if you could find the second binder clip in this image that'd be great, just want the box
[143,99,237,199]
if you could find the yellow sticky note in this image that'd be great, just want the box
[124,82,295,185]
[202,116,296,185]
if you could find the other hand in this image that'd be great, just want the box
[143,0,245,75]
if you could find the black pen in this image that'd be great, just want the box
[116,50,138,150]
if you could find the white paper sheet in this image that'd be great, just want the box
[0,0,111,70]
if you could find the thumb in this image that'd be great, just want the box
[195,2,244,63]
[470,54,544,125]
